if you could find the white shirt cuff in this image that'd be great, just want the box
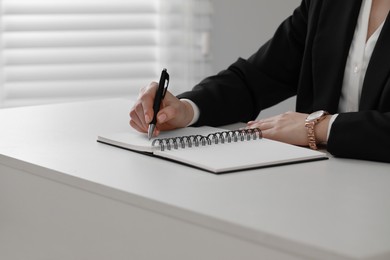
[327,114,338,141]
[180,98,200,126]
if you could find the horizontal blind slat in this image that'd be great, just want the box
[3,47,157,65]
[3,15,158,31]
[3,1,158,15]
[4,78,156,99]
[0,0,213,108]
[3,31,157,48]
[3,63,158,82]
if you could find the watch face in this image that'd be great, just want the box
[307,110,326,121]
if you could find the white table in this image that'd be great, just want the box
[0,99,389,260]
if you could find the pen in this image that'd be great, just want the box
[148,68,170,140]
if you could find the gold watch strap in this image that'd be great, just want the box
[305,111,329,150]
[305,121,318,150]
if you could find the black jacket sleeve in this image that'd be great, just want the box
[177,0,309,126]
[178,0,390,163]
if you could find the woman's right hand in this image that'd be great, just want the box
[129,82,194,137]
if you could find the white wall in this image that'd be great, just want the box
[210,0,301,72]
[210,0,301,117]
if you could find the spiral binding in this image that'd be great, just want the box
[152,128,262,151]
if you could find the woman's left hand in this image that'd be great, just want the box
[246,111,310,146]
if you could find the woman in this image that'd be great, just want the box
[130,0,390,163]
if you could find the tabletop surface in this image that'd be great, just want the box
[1,98,389,260]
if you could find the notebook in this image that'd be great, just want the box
[97,126,328,174]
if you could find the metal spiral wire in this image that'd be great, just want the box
[152,128,261,151]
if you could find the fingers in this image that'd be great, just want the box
[129,81,187,134]
[247,112,296,130]
[246,112,309,146]
[246,119,281,143]
[129,82,158,133]
[140,82,158,124]
[152,99,187,131]
[129,102,148,132]
[129,79,196,135]
[246,119,273,131]
[156,101,177,124]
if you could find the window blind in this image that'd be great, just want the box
[159,0,213,92]
[0,0,212,107]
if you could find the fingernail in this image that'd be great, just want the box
[145,114,150,123]
[158,114,166,123]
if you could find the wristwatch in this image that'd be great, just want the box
[305,110,329,150]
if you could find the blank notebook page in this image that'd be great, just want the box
[153,138,326,173]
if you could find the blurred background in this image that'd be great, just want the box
[0,0,300,108]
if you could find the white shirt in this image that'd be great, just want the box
[328,0,385,138]
[184,0,385,138]
[339,0,384,113]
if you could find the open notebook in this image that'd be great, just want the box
[97,126,327,174]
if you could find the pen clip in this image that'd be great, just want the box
[162,72,169,98]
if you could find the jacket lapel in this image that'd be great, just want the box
[359,12,390,110]
[312,0,362,113]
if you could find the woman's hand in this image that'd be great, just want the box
[129,82,194,136]
[246,111,331,146]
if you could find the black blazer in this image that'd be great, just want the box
[178,0,390,163]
